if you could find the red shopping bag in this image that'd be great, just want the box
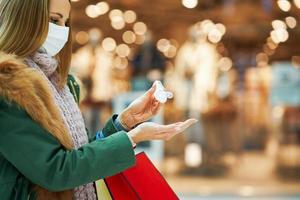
[104,152,179,200]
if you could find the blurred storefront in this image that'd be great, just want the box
[70,0,300,199]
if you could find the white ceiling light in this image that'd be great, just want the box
[271,29,289,43]
[116,44,131,58]
[157,39,170,52]
[216,23,226,35]
[277,0,291,12]
[102,37,117,52]
[124,10,137,24]
[109,9,125,30]
[182,0,198,9]
[272,20,287,30]
[208,28,223,43]
[133,22,147,35]
[219,57,233,71]
[85,5,101,18]
[113,57,128,70]
[285,16,297,29]
[294,0,300,8]
[96,2,110,16]
[122,31,136,44]
[109,9,123,20]
[111,20,125,30]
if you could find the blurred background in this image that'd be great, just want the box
[69,0,300,199]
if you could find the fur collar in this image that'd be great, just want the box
[0,52,73,149]
[0,52,73,199]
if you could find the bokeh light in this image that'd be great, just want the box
[294,0,300,8]
[116,44,131,57]
[75,31,89,45]
[85,5,101,18]
[182,0,198,9]
[133,22,147,35]
[96,2,110,16]
[219,57,233,71]
[285,16,297,29]
[277,0,291,12]
[124,10,137,24]
[122,31,137,44]
[102,37,117,52]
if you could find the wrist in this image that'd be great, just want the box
[115,115,130,131]
[126,133,137,148]
[120,110,135,129]
[127,129,141,144]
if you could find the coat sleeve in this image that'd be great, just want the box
[0,100,136,192]
[88,115,123,142]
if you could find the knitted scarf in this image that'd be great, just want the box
[24,51,97,200]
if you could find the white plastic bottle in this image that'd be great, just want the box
[153,81,173,103]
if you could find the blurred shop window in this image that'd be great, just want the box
[131,31,166,91]
[270,62,300,178]
[71,32,130,135]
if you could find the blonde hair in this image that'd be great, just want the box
[0,0,74,151]
[0,0,73,88]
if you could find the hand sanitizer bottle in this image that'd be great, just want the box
[153,81,173,103]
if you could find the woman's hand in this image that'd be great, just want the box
[127,119,198,144]
[119,84,161,129]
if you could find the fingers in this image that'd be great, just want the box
[151,98,160,107]
[166,119,197,132]
[152,101,161,114]
[154,119,198,140]
[138,83,156,102]
[154,132,177,141]
[142,84,159,106]
[146,83,156,97]
[155,121,187,134]
[155,123,179,134]
[155,124,181,135]
[154,133,171,140]
[177,119,198,132]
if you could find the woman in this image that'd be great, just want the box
[0,0,196,199]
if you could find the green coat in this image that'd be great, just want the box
[0,75,136,199]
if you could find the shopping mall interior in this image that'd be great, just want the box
[70,0,300,199]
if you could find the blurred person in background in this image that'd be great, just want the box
[0,0,197,199]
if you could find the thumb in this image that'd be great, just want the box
[145,83,156,98]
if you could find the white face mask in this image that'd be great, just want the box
[40,22,69,56]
